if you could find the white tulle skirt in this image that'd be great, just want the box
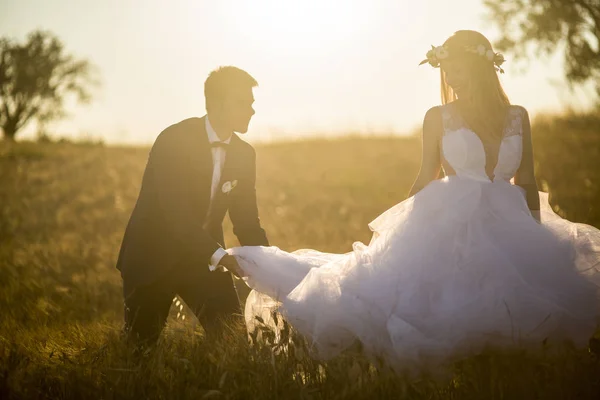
[230,177,600,369]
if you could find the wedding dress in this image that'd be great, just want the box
[229,104,600,369]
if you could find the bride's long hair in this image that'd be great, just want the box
[441,30,511,138]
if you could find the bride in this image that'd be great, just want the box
[227,30,600,369]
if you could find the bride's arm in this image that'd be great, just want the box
[408,107,442,197]
[513,106,541,223]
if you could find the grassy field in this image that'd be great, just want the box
[1,112,600,399]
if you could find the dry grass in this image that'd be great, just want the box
[1,112,599,399]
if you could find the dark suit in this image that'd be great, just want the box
[116,116,268,343]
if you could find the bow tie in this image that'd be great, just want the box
[210,141,229,148]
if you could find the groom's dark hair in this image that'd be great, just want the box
[204,66,258,111]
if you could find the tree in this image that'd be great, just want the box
[0,30,97,141]
[485,0,600,99]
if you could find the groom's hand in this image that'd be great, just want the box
[218,255,245,278]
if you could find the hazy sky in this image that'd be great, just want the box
[0,0,595,144]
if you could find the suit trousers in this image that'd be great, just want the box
[123,261,242,345]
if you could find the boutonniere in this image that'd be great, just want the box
[222,180,238,194]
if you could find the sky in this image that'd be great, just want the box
[0,0,595,144]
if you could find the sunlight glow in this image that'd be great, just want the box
[228,0,370,55]
[0,0,581,143]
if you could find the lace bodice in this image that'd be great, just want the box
[441,104,523,183]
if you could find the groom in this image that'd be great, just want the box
[116,66,269,345]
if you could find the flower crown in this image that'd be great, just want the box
[419,45,506,73]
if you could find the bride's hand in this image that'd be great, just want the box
[218,254,245,278]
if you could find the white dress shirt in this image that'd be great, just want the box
[205,116,231,271]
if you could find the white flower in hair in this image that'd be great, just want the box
[420,43,506,74]
[420,45,448,67]
[494,53,505,66]
[434,46,449,60]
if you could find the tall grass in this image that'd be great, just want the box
[1,112,599,399]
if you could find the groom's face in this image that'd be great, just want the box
[223,88,256,134]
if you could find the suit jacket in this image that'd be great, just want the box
[116,116,269,290]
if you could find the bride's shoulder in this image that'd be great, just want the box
[424,102,458,122]
[507,105,532,138]
[423,106,444,124]
[422,106,444,138]
[424,105,443,117]
[508,105,530,119]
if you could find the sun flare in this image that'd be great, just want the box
[229,0,369,55]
